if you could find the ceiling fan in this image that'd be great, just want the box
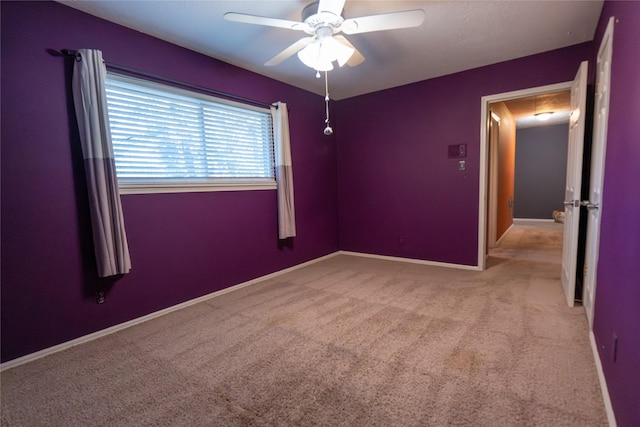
[224,0,425,72]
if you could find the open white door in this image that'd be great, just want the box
[561,60,588,307]
[583,18,614,327]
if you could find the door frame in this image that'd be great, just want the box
[478,82,573,270]
[487,112,501,249]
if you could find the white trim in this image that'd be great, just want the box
[495,223,513,246]
[513,218,555,223]
[479,101,488,269]
[590,331,617,427]
[119,181,276,195]
[478,81,573,271]
[487,112,500,249]
[0,252,340,372]
[338,250,481,271]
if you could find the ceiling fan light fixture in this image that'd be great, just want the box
[297,43,333,71]
[297,34,354,71]
[535,112,553,121]
[325,36,355,67]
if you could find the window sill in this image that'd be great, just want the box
[118,180,277,195]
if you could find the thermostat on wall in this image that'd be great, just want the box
[448,144,467,158]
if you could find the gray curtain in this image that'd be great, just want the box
[72,49,131,277]
[271,102,296,239]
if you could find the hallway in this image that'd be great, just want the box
[490,220,564,265]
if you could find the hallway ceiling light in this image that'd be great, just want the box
[534,95,553,121]
[535,112,553,121]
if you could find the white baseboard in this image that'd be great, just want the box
[513,218,555,224]
[495,223,514,246]
[338,250,481,271]
[3,249,616,427]
[590,331,617,427]
[0,252,340,372]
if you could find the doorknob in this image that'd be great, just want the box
[581,201,600,210]
[564,200,579,207]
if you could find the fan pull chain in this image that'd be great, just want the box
[323,71,333,135]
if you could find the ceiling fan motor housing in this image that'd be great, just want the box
[302,1,344,34]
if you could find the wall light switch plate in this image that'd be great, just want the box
[448,144,467,158]
[458,160,466,170]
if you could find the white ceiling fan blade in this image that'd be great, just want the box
[224,12,309,31]
[317,0,346,16]
[265,37,315,66]
[342,9,425,35]
[334,35,365,67]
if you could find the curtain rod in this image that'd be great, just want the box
[60,49,276,110]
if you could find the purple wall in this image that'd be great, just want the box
[591,2,640,426]
[1,1,339,362]
[335,43,592,266]
[4,4,638,424]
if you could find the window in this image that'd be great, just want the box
[105,73,276,194]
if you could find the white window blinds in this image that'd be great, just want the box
[104,73,275,192]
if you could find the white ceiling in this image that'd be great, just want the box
[57,1,603,100]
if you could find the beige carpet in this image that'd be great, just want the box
[1,222,608,426]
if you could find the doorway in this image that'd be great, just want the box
[478,81,573,270]
[479,61,589,309]
[486,92,571,252]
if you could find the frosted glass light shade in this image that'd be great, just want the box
[298,42,333,71]
[297,36,355,71]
